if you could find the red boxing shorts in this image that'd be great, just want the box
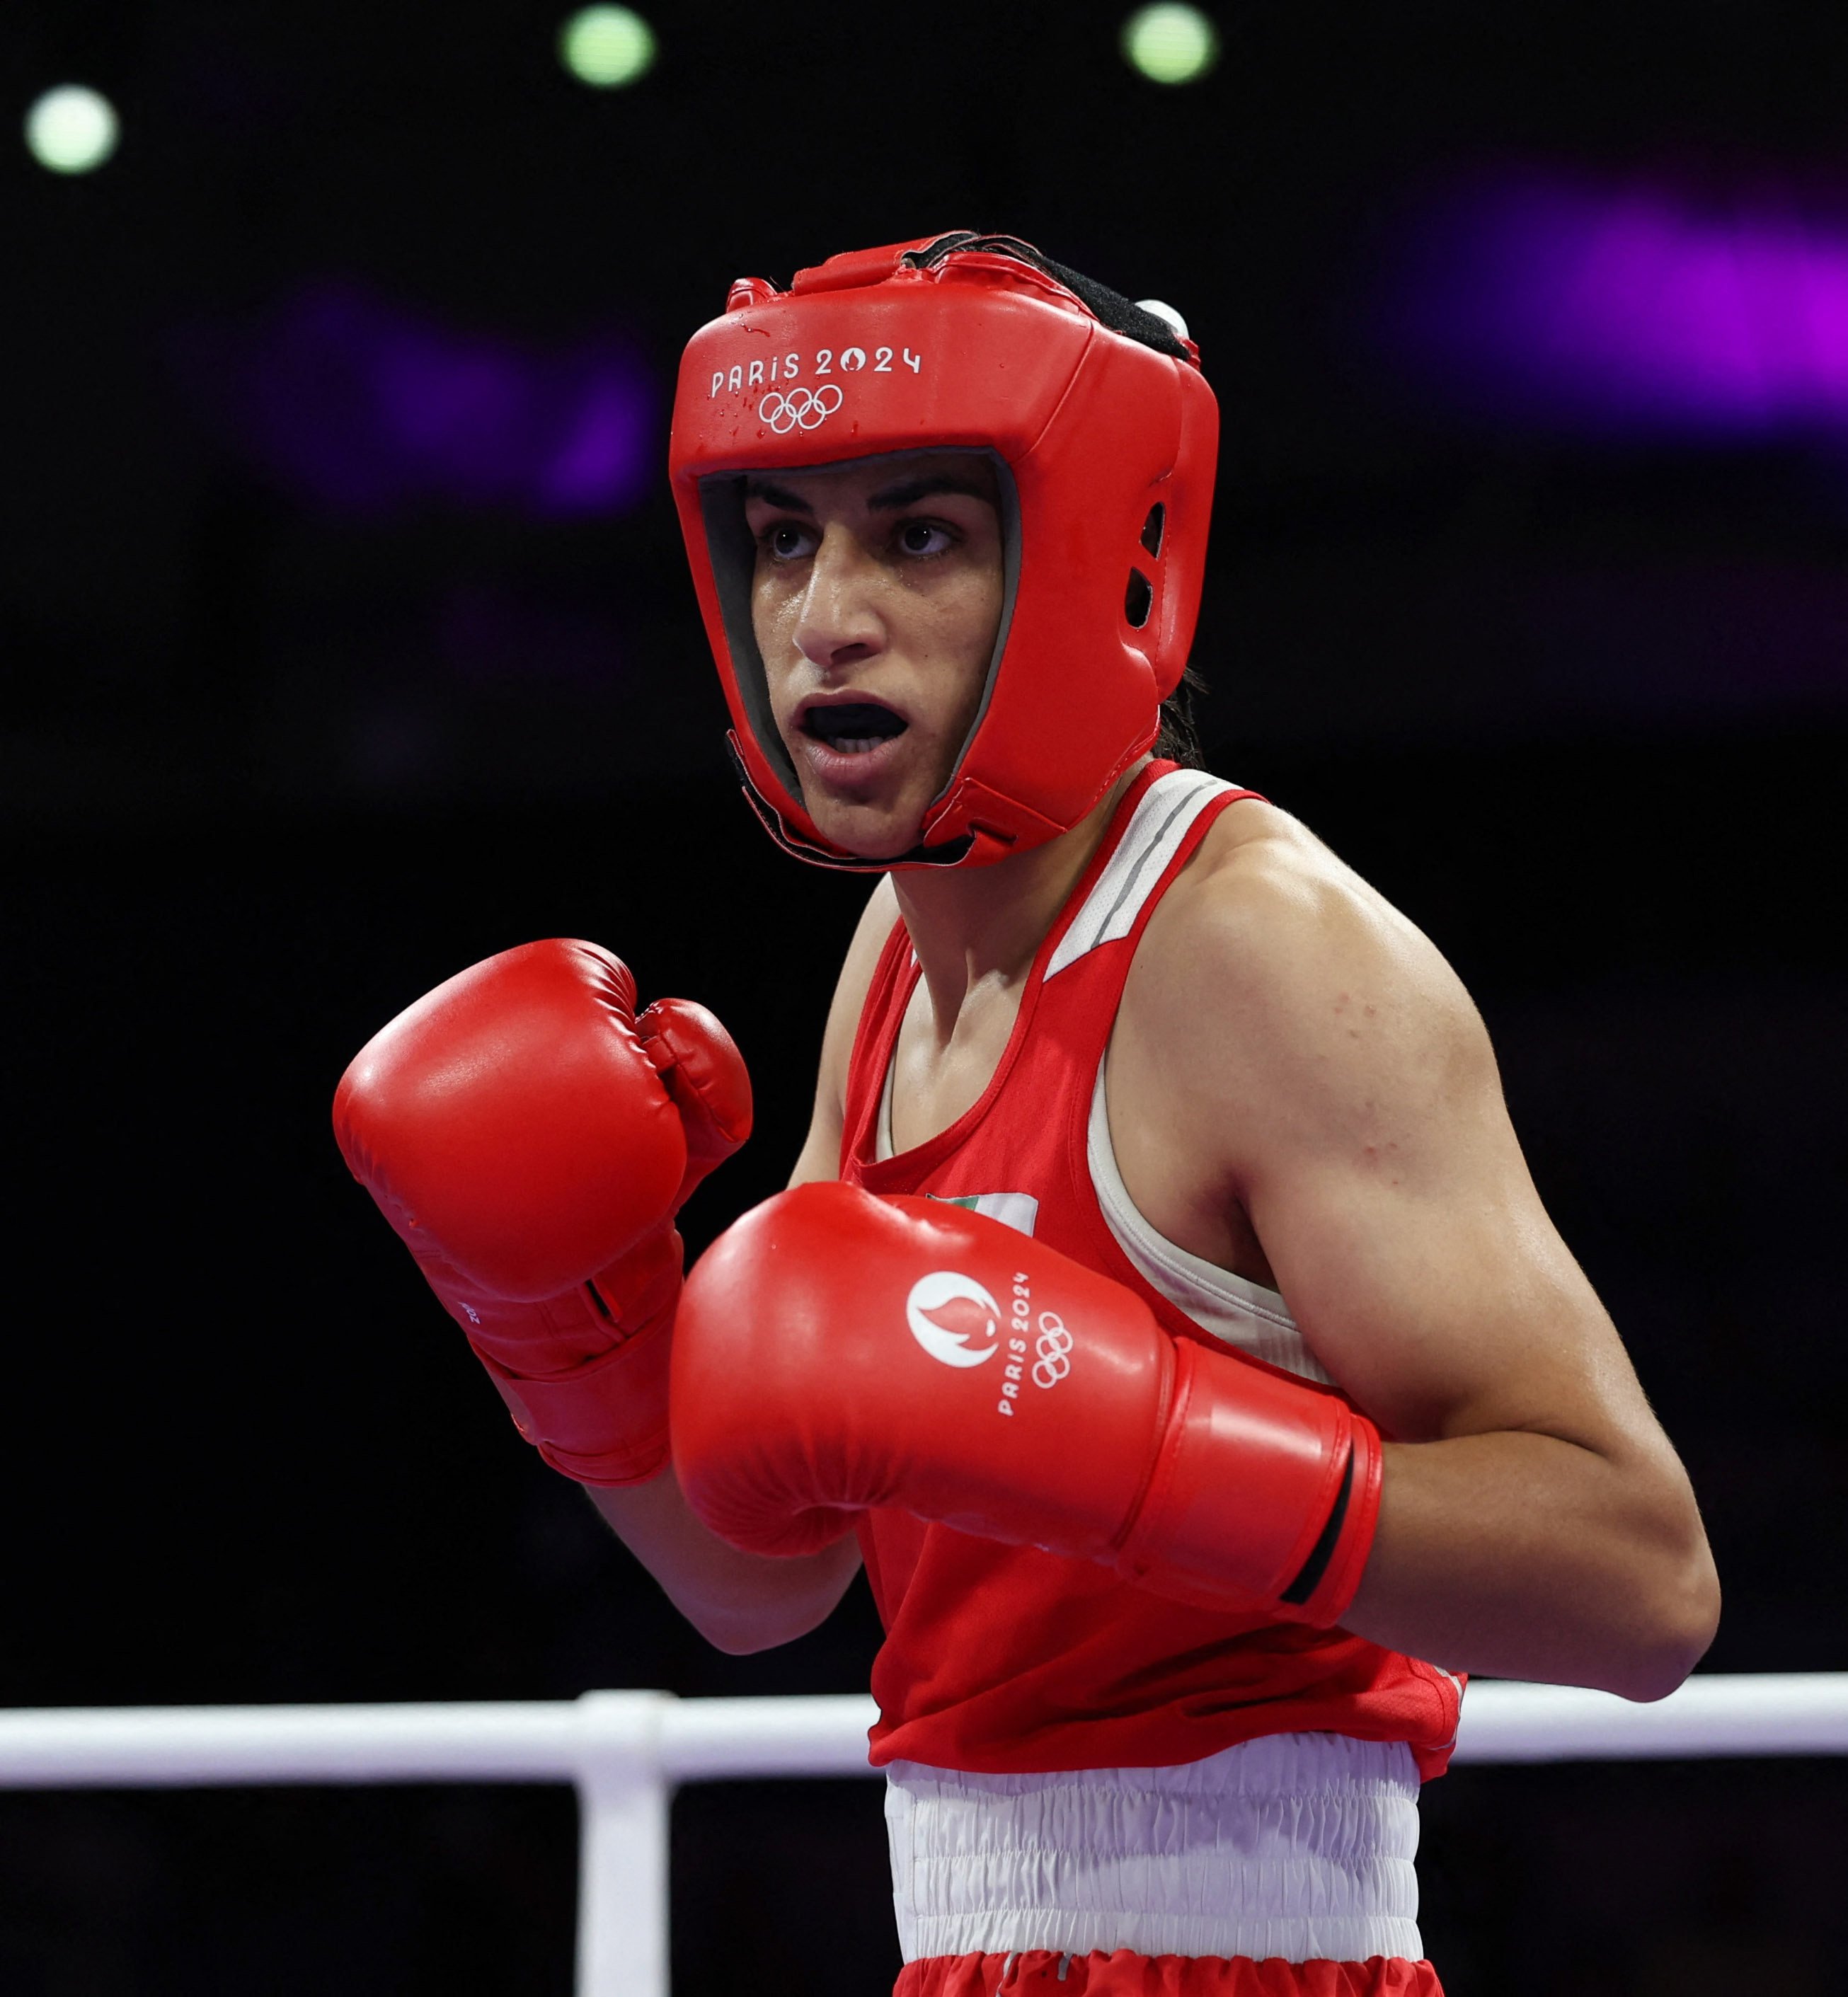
[897,1952,1442,1996]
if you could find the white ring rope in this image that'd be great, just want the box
[0,1679,1839,1997]
[0,1676,1840,1789]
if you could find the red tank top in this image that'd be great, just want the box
[840,762,1462,1782]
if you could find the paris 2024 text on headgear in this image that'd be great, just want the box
[669,231,1219,870]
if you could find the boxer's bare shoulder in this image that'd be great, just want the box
[1125,797,1487,1161]
[1113,795,1491,1284]
[1115,795,1544,1407]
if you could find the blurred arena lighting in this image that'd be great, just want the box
[23,84,120,174]
[171,281,654,518]
[1382,173,1848,440]
[1121,4,1220,86]
[559,6,657,88]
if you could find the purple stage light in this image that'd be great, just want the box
[177,282,654,517]
[1383,173,1848,439]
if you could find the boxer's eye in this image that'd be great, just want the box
[759,521,817,562]
[895,519,955,558]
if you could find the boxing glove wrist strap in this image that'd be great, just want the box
[1113,1338,1384,1628]
[422,1233,682,1487]
[471,1316,674,1485]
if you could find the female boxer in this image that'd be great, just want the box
[338,235,1718,1996]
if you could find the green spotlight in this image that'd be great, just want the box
[560,6,657,88]
[1120,4,1219,85]
[24,84,120,174]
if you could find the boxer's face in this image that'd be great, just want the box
[745,451,1005,860]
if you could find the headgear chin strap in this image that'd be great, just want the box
[669,231,1219,871]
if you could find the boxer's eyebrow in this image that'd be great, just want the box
[867,474,994,510]
[742,478,814,512]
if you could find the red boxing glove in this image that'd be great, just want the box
[672,1184,1380,1627]
[335,940,751,1484]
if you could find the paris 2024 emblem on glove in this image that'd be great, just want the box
[670,1182,1382,1628]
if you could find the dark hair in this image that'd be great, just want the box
[1154,664,1207,769]
[902,233,1194,362]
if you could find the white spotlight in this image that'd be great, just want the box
[559,6,657,88]
[25,84,120,174]
[1121,5,1220,86]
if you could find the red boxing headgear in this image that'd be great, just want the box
[668,232,1219,870]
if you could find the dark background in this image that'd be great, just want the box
[3,1,1845,1991]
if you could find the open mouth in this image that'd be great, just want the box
[799,701,909,755]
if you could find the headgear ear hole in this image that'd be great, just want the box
[1140,505,1165,556]
[1125,568,1154,628]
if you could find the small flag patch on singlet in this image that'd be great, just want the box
[931,1192,1040,1237]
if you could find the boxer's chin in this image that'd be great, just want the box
[803,792,931,863]
[791,740,953,863]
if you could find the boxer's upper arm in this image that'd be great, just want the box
[789,880,902,1188]
[1125,828,1715,1688]
[1150,836,1675,1470]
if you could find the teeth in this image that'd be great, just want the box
[803,702,905,752]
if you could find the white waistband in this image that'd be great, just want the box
[885,1732,1422,1965]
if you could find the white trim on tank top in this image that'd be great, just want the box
[1089,1054,1333,1386]
[1045,766,1230,979]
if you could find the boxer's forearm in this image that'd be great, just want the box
[585,1466,863,1654]
[1342,1432,1718,1700]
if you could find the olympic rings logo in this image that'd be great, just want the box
[759,384,844,434]
[1031,1313,1073,1389]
